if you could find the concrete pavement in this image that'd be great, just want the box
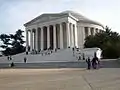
[0,59,120,90]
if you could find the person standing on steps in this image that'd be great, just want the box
[9,55,12,60]
[9,55,14,67]
[78,56,81,61]
[72,47,75,56]
[7,56,10,61]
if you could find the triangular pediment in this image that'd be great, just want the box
[24,10,103,27]
[24,13,68,26]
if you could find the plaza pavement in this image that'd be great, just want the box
[0,59,120,90]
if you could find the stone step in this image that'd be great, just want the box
[0,61,86,69]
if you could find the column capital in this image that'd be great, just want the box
[46,25,50,28]
[66,21,70,23]
[40,26,44,30]
[48,24,56,27]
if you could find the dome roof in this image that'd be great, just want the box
[61,10,103,27]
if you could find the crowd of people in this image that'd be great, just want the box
[7,48,59,67]
[26,48,58,56]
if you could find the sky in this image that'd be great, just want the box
[0,0,120,35]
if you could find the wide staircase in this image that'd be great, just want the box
[0,48,86,68]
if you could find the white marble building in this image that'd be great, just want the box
[24,11,104,52]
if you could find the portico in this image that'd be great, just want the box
[26,22,77,52]
[25,11,104,52]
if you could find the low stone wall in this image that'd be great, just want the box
[117,58,120,63]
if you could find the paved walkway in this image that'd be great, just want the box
[0,59,120,90]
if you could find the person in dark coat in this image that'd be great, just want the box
[9,62,14,67]
[92,55,99,69]
[72,47,75,56]
[86,57,91,70]
[7,56,10,61]
[24,57,27,63]
[78,56,81,61]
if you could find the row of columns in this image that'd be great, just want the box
[26,22,78,52]
[85,27,101,38]
[26,24,102,52]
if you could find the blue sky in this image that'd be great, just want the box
[0,0,120,35]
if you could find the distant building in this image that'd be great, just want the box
[24,11,104,52]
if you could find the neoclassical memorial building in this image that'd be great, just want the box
[24,11,104,52]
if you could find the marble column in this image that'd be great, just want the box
[33,31,36,50]
[71,23,74,47]
[53,25,57,49]
[88,27,91,36]
[93,28,96,35]
[66,22,70,47]
[60,23,63,49]
[98,29,101,33]
[30,30,33,51]
[47,26,50,49]
[26,30,29,52]
[81,26,85,48]
[96,29,99,33]
[35,29,38,51]
[74,24,78,48]
[41,27,44,50]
